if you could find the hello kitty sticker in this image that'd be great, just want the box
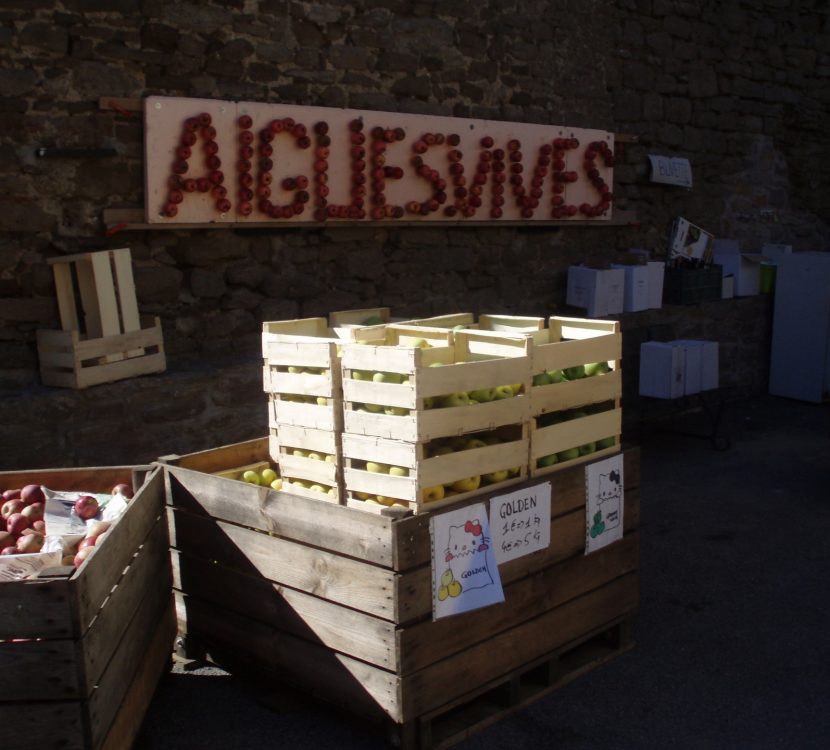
[430,502,504,620]
[585,454,624,555]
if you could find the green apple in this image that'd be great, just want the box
[260,468,278,485]
[352,369,374,381]
[309,483,326,493]
[439,392,471,408]
[547,369,566,383]
[316,396,328,406]
[366,461,389,473]
[423,485,445,502]
[242,470,261,485]
[532,371,552,387]
[468,387,495,402]
[409,338,429,348]
[452,324,467,332]
[292,449,309,458]
[464,437,488,450]
[564,364,586,380]
[423,396,435,409]
[389,465,409,477]
[362,402,383,413]
[507,466,521,477]
[596,436,616,449]
[287,365,305,374]
[578,441,597,456]
[325,454,337,463]
[430,444,455,457]
[492,384,514,400]
[291,479,310,489]
[384,406,410,416]
[556,447,581,462]
[584,361,611,377]
[307,451,324,461]
[451,475,481,493]
[361,315,384,325]
[373,371,403,384]
[509,383,523,395]
[483,468,509,483]
[537,453,558,468]
[270,478,283,491]
[481,434,501,445]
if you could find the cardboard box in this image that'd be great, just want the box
[712,239,768,296]
[624,251,664,309]
[722,275,735,299]
[639,341,684,399]
[566,266,625,317]
[672,340,719,392]
[611,264,649,312]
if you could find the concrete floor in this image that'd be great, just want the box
[135,394,830,749]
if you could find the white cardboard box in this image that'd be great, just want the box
[712,239,767,296]
[673,340,719,392]
[566,266,625,317]
[639,341,685,399]
[722,275,735,299]
[611,264,649,312]
[626,251,665,309]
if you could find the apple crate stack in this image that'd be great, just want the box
[341,325,532,514]
[528,317,623,476]
[0,465,174,750]
[403,311,546,334]
[262,315,388,503]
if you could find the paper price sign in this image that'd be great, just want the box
[489,483,551,564]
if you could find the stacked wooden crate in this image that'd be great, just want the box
[341,325,532,513]
[528,316,623,475]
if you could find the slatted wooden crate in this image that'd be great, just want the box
[163,440,639,749]
[342,326,531,444]
[0,464,174,750]
[528,317,623,476]
[36,248,166,388]
[342,423,528,513]
[328,306,392,337]
[403,311,545,333]
[271,423,341,503]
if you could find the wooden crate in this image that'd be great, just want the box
[0,464,174,750]
[342,423,527,513]
[528,317,623,476]
[328,306,391,335]
[36,248,166,388]
[403,312,545,333]
[164,440,639,748]
[270,423,342,504]
[37,316,165,389]
[342,327,531,443]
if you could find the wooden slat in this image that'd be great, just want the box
[400,573,639,720]
[80,516,170,694]
[52,262,79,331]
[172,549,397,670]
[160,436,269,473]
[73,350,166,389]
[397,533,638,674]
[167,507,398,620]
[74,257,102,338]
[86,569,173,749]
[111,248,140,332]
[164,463,395,567]
[90,250,121,338]
[0,700,85,749]
[99,599,174,750]
[74,467,165,636]
[0,638,82,701]
[176,592,401,722]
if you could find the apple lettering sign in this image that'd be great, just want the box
[147,97,615,225]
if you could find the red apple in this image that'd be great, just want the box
[0,531,13,549]
[74,546,94,568]
[16,532,44,554]
[2,488,21,501]
[74,495,100,521]
[86,520,111,539]
[2,546,18,556]
[77,536,97,551]
[32,519,46,533]
[2,498,23,520]
[7,513,30,537]
[21,502,43,523]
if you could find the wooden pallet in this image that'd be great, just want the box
[0,465,174,750]
[162,441,640,743]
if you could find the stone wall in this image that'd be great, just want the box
[0,0,827,467]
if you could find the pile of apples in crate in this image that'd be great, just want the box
[0,481,133,573]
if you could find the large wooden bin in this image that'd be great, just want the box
[0,465,174,750]
[164,438,639,748]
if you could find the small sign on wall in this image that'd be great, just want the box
[585,454,625,555]
[648,154,692,188]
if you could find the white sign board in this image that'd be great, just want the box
[489,483,551,563]
[585,454,625,555]
[648,154,692,188]
[431,502,504,620]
